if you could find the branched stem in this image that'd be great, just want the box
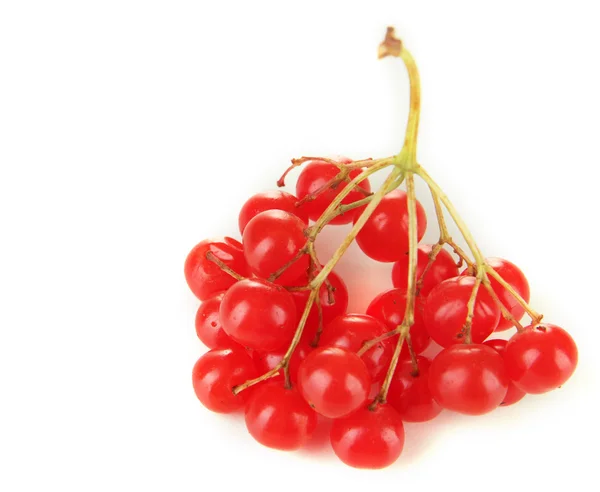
[311,166,402,288]
[461,273,483,344]
[485,266,542,323]
[233,289,318,395]
[482,277,524,332]
[205,251,245,281]
[406,334,419,376]
[373,173,419,406]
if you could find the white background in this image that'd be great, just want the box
[1,1,599,490]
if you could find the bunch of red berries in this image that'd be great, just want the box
[184,28,578,469]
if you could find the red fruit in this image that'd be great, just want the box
[387,356,442,422]
[504,324,578,394]
[330,405,405,469]
[319,314,392,382]
[220,278,297,351]
[392,244,459,296]
[366,289,431,359]
[291,271,349,341]
[423,276,500,347]
[244,382,318,450]
[485,257,531,331]
[195,293,238,349]
[297,347,371,419]
[238,190,309,234]
[483,339,526,406]
[428,344,509,415]
[295,158,372,225]
[354,189,427,262]
[242,210,309,285]
[192,347,258,413]
[184,237,249,300]
[252,336,312,383]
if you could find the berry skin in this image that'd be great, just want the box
[192,347,258,413]
[242,210,309,286]
[319,314,392,382]
[195,293,239,349]
[423,276,500,347]
[220,278,297,351]
[244,382,318,451]
[483,339,526,406]
[428,343,509,415]
[354,189,427,262]
[503,324,578,394]
[252,336,312,384]
[330,405,405,469]
[392,244,459,296]
[366,289,431,359]
[184,237,249,300]
[297,347,371,419]
[387,356,442,422]
[290,271,349,340]
[485,257,530,331]
[295,158,372,225]
[238,190,309,235]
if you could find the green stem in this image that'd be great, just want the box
[311,167,403,288]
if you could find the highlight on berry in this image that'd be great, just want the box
[184,27,578,470]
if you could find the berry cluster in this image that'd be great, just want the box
[184,28,578,469]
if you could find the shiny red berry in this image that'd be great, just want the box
[297,347,371,419]
[244,382,318,450]
[238,190,309,234]
[423,276,500,347]
[242,210,309,285]
[184,237,249,300]
[504,324,578,394]
[319,314,392,382]
[354,189,427,262]
[428,343,509,415]
[295,158,371,225]
[192,347,257,413]
[195,293,239,349]
[330,405,405,469]
[220,278,297,351]
[366,289,431,358]
[387,356,442,422]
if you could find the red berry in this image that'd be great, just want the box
[428,344,509,415]
[297,347,371,419]
[423,276,500,347]
[319,314,392,382]
[184,237,249,300]
[392,244,459,296]
[242,210,309,285]
[354,189,427,262]
[238,190,309,234]
[483,339,526,406]
[195,293,239,349]
[366,289,431,358]
[387,356,443,422]
[485,257,531,331]
[290,271,349,340]
[220,278,297,351]
[244,382,318,450]
[192,347,258,413]
[503,324,578,394]
[295,158,372,225]
[330,405,405,469]
[252,336,312,383]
